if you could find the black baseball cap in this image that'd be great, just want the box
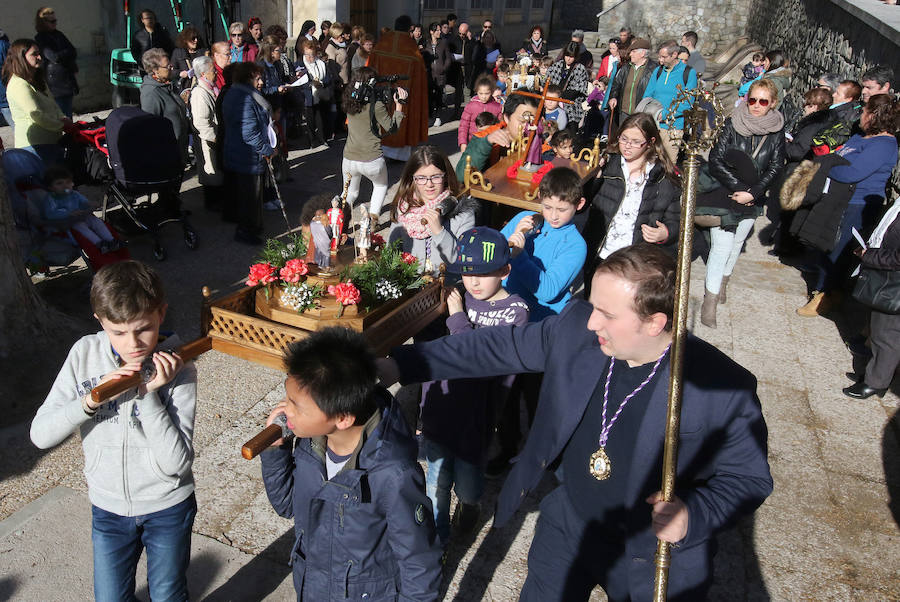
[448,227,510,275]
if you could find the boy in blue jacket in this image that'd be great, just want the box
[493,167,587,475]
[501,166,587,322]
[260,327,442,601]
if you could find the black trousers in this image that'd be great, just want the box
[866,309,900,388]
[224,170,263,235]
[519,487,632,602]
[497,372,542,458]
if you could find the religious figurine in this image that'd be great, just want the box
[522,119,546,171]
[327,197,344,254]
[311,211,333,267]
[354,205,372,262]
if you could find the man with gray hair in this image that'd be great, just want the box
[607,38,657,125]
[555,29,594,71]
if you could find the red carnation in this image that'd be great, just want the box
[371,233,385,246]
[329,282,361,306]
[246,263,277,287]
[329,282,361,317]
[401,252,418,266]
[279,258,309,283]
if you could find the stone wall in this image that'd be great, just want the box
[747,0,900,195]
[556,0,749,55]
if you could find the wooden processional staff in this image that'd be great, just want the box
[653,85,725,601]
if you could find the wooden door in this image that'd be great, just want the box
[350,0,378,36]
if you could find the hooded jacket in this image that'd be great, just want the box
[222,83,274,174]
[260,389,442,601]
[30,331,197,516]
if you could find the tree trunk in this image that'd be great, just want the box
[0,160,62,358]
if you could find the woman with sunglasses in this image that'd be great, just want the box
[697,78,785,327]
[34,7,78,118]
[228,22,258,64]
[387,145,476,277]
[171,26,206,96]
[583,112,681,293]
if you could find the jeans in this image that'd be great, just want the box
[55,94,74,119]
[812,202,878,293]
[341,156,389,216]
[424,438,484,544]
[705,218,754,294]
[92,493,196,602]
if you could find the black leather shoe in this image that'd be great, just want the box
[846,372,862,382]
[842,382,887,399]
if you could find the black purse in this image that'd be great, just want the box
[852,267,900,314]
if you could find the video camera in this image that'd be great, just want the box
[349,74,410,106]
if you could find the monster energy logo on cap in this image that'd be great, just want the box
[482,241,496,262]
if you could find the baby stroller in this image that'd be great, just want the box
[3,148,130,275]
[103,106,198,261]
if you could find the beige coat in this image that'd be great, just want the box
[324,39,349,85]
[189,80,223,186]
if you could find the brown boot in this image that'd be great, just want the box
[719,275,730,305]
[701,289,718,328]
[797,291,829,317]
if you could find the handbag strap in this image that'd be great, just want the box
[751,135,768,160]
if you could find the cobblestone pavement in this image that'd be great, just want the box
[1,116,898,600]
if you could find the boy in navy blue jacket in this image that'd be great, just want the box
[260,327,442,601]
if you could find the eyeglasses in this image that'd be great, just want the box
[231,33,243,38]
[619,137,648,148]
[483,25,492,29]
[413,174,445,185]
[747,97,770,106]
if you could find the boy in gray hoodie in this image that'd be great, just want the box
[30,260,198,601]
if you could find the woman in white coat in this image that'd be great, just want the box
[189,55,224,209]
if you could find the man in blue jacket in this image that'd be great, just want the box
[641,39,698,164]
[382,244,772,601]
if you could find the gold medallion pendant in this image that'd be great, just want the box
[589,447,611,480]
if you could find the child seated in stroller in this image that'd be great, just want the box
[41,166,123,254]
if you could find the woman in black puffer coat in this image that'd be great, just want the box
[769,87,834,254]
[34,7,78,118]
[698,78,786,327]
[583,112,681,293]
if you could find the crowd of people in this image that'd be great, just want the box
[6,7,900,602]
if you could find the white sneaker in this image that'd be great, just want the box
[264,200,283,211]
[432,117,442,127]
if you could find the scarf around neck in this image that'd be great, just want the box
[398,189,451,239]
[731,100,784,136]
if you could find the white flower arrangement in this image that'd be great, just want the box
[280,282,326,313]
[374,279,403,301]
[518,54,533,67]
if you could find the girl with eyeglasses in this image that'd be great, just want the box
[34,6,78,118]
[583,112,681,294]
[387,145,476,276]
[697,78,786,327]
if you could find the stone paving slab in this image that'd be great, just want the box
[0,487,295,601]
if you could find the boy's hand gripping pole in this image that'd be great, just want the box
[89,337,212,404]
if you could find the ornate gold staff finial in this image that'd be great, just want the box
[653,84,724,602]
[341,173,352,208]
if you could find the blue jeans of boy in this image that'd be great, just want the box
[424,438,484,545]
[91,493,196,602]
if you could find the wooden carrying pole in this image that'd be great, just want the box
[90,336,213,403]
